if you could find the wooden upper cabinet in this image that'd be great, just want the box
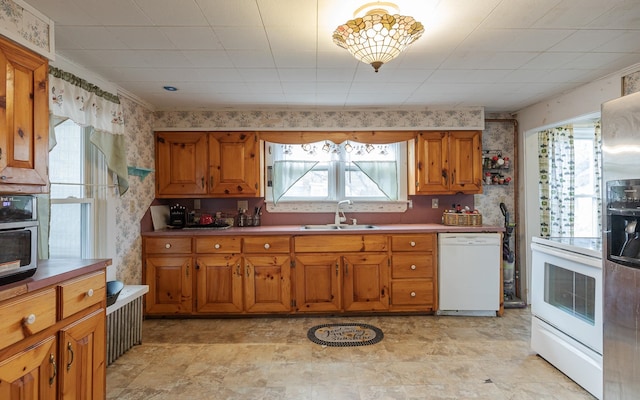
[414,131,482,194]
[0,37,49,194]
[155,131,260,198]
[209,132,260,197]
[449,131,482,193]
[155,132,208,197]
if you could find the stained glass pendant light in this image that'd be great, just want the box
[333,2,424,72]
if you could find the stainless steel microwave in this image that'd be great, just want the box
[0,195,38,286]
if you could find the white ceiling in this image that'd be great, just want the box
[27,0,640,113]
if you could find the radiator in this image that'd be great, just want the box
[106,285,148,366]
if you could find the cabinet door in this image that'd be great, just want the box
[415,131,449,194]
[294,254,342,312]
[0,38,49,193]
[342,253,389,312]
[195,254,243,313]
[0,336,57,400]
[155,132,208,196]
[144,256,193,314]
[244,255,291,313]
[59,309,105,400]
[208,132,260,197]
[449,131,482,193]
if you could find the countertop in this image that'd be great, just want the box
[0,258,112,301]
[143,223,505,236]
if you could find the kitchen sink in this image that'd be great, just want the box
[301,224,377,230]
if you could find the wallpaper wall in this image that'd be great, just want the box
[114,97,155,284]
[623,70,640,95]
[116,105,514,285]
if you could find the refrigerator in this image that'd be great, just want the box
[601,90,640,399]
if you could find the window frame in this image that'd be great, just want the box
[48,120,110,259]
[264,139,409,213]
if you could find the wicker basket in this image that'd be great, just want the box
[442,212,483,226]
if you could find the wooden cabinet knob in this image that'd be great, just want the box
[86,289,94,297]
[410,291,416,297]
[410,241,416,247]
[264,243,270,249]
[410,265,416,270]
[165,243,171,249]
[24,313,36,325]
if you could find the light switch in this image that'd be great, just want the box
[194,199,201,210]
[432,198,439,208]
[237,200,248,211]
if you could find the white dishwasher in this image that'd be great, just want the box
[438,233,501,316]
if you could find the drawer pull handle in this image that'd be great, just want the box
[214,243,221,249]
[410,291,416,297]
[264,243,270,249]
[165,243,171,249]
[86,288,94,297]
[410,265,416,270]
[49,354,57,386]
[410,241,416,247]
[24,313,36,325]
[67,342,74,371]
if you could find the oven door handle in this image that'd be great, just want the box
[530,243,602,268]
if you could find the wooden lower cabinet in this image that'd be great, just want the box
[144,256,193,314]
[294,254,342,312]
[59,310,105,399]
[243,254,291,313]
[195,254,243,313]
[389,234,437,311]
[342,253,389,312]
[143,232,437,316]
[0,335,57,400]
[0,266,108,400]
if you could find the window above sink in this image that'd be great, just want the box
[264,139,408,213]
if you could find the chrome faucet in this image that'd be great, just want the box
[335,200,353,225]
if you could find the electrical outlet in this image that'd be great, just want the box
[432,198,439,208]
[194,199,201,210]
[237,200,248,211]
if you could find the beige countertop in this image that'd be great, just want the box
[142,223,505,236]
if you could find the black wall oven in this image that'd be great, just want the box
[0,195,38,286]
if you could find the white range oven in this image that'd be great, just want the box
[530,236,602,399]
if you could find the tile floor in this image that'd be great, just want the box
[106,307,596,400]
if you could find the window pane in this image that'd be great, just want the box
[574,139,594,196]
[49,203,90,258]
[280,167,329,199]
[49,120,83,199]
[344,166,387,198]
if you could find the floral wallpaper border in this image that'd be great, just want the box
[154,107,485,131]
[0,0,54,59]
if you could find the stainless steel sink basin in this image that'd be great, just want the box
[301,224,377,230]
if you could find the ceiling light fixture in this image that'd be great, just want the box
[333,2,424,72]
[163,85,178,91]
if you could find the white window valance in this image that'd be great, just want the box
[48,67,129,194]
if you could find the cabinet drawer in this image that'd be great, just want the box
[390,280,434,306]
[294,235,388,253]
[391,234,435,252]
[244,236,290,253]
[0,288,57,349]
[391,254,433,279]
[59,271,106,319]
[145,237,192,254]
[196,236,241,253]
